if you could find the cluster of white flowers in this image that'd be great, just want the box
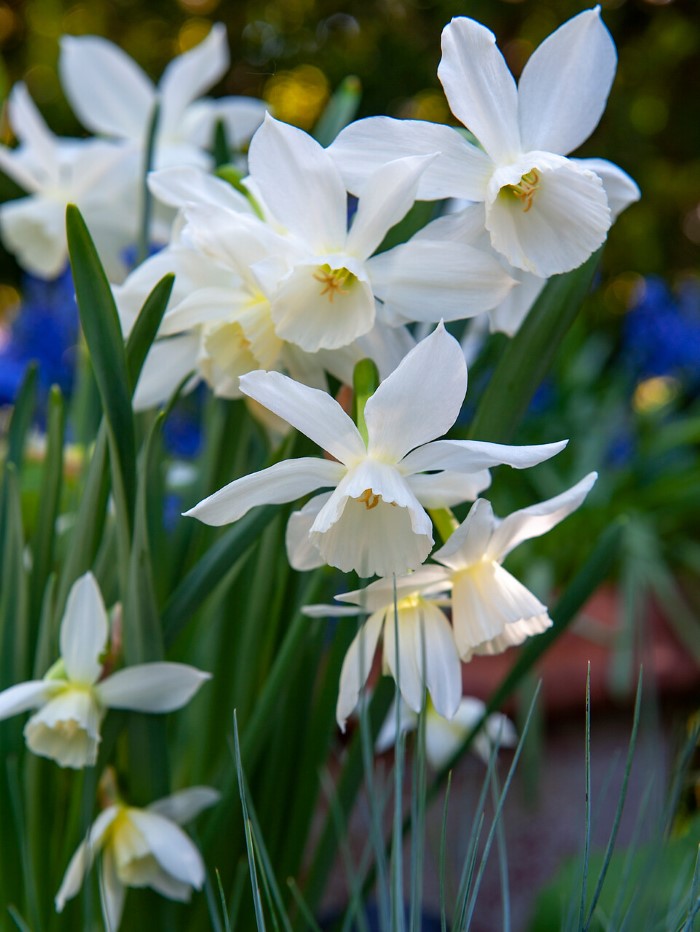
[0,7,636,924]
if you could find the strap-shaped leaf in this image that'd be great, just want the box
[467,249,601,443]
[5,362,37,470]
[66,204,136,525]
[125,272,175,391]
[313,75,362,147]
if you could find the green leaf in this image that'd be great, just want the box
[467,250,602,443]
[66,204,136,527]
[313,76,362,147]
[125,274,175,391]
[5,362,37,470]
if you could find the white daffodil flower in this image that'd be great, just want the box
[0,573,210,768]
[376,695,517,768]
[227,114,514,353]
[329,8,640,278]
[0,84,134,278]
[186,324,567,578]
[55,783,219,929]
[304,567,459,729]
[59,24,267,172]
[432,473,597,659]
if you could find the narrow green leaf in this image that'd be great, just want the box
[66,204,136,526]
[313,76,362,146]
[5,362,37,470]
[29,386,65,630]
[162,506,278,647]
[467,249,601,443]
[580,663,592,930]
[233,712,267,932]
[125,274,175,391]
[137,101,160,266]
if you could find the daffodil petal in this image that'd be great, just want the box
[329,116,492,201]
[239,370,365,463]
[401,438,567,476]
[382,604,425,714]
[97,663,210,713]
[133,333,200,412]
[128,810,205,887]
[488,472,597,561]
[438,17,520,164]
[148,787,220,825]
[60,573,109,685]
[407,469,491,508]
[185,457,345,526]
[421,601,462,719]
[518,8,616,156]
[336,610,384,730]
[365,323,467,461]
[285,494,329,572]
[0,680,59,719]
[432,498,496,570]
[100,847,127,931]
[55,806,119,912]
[59,35,155,138]
[573,157,641,220]
[159,23,229,133]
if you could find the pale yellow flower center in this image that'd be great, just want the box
[313,264,357,302]
[502,168,541,212]
[356,488,381,509]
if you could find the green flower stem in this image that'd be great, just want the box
[352,358,379,445]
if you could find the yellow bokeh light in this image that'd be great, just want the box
[177,0,220,13]
[264,65,330,131]
[633,376,680,414]
[177,18,212,54]
[400,90,450,124]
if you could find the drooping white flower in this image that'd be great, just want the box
[0,84,134,278]
[59,24,267,172]
[55,782,219,929]
[186,324,568,578]
[432,473,597,659]
[0,573,210,768]
[304,567,459,729]
[376,695,517,768]
[329,8,640,278]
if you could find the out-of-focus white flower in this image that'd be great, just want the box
[376,695,517,768]
[0,84,134,278]
[330,8,639,278]
[55,782,219,929]
[304,567,459,730]
[0,573,210,768]
[186,324,567,578]
[59,24,266,172]
[432,473,597,659]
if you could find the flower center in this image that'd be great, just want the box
[356,488,381,509]
[502,168,540,212]
[313,264,356,303]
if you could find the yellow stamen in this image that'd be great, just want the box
[357,488,381,509]
[504,168,540,212]
[313,264,355,302]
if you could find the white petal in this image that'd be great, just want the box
[518,8,617,156]
[25,688,104,768]
[240,370,365,463]
[364,323,466,462]
[159,24,229,134]
[346,155,436,258]
[60,573,109,685]
[421,602,462,719]
[334,566,451,612]
[270,261,376,352]
[8,84,57,175]
[311,477,432,578]
[336,610,384,730]
[148,166,251,213]
[55,807,119,912]
[186,96,268,149]
[329,116,492,201]
[451,562,547,659]
[352,321,417,381]
[184,457,345,526]
[368,238,514,326]
[0,147,42,194]
[470,613,551,657]
[133,334,200,412]
[412,203,487,245]
[127,810,205,887]
[432,498,496,571]
[424,713,468,770]
[382,604,425,713]
[248,115,347,249]
[488,472,597,561]
[100,848,126,931]
[407,469,491,508]
[438,17,520,163]
[0,197,68,278]
[285,494,329,572]
[489,267,546,337]
[59,35,155,138]
[573,158,641,220]
[375,697,418,754]
[0,680,58,719]
[485,153,610,276]
[97,663,210,713]
[401,438,567,476]
[148,787,220,825]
